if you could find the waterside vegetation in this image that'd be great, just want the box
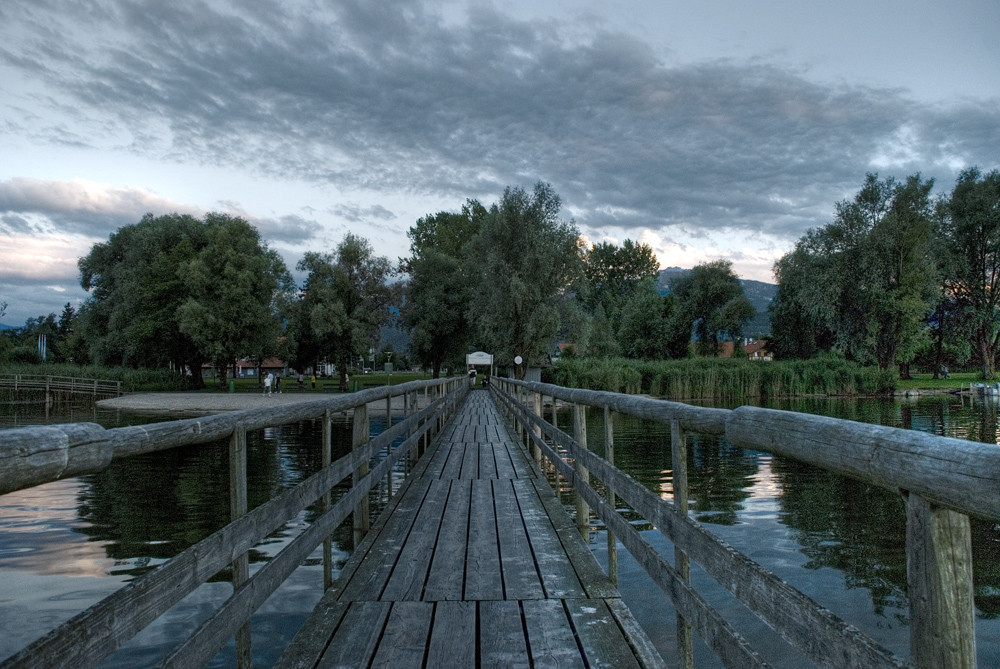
[550,356,899,400]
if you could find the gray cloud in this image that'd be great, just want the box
[1,0,998,248]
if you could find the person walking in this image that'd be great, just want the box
[275,375,282,393]
[264,372,273,396]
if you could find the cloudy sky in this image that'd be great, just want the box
[1,0,998,326]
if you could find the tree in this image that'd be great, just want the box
[79,213,209,382]
[297,233,392,390]
[468,182,584,379]
[176,213,291,386]
[617,277,670,359]
[588,303,620,358]
[582,239,660,322]
[670,260,755,356]
[940,167,1000,378]
[770,173,937,372]
[403,202,486,377]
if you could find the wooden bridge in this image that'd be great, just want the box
[276,390,660,668]
[0,376,996,667]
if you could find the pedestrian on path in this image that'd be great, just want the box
[264,372,273,395]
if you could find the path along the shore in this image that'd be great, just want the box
[97,391,425,416]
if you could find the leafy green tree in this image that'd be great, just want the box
[588,303,620,358]
[670,260,754,356]
[618,277,670,359]
[297,233,392,390]
[176,213,292,385]
[940,167,1000,378]
[468,182,584,378]
[771,173,937,372]
[769,248,836,359]
[79,213,208,382]
[582,239,659,323]
[403,203,486,377]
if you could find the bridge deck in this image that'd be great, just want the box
[278,389,664,668]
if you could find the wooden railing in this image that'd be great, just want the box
[0,377,467,669]
[0,374,122,399]
[492,378,997,669]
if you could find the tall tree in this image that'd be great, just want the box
[941,167,1000,378]
[617,277,670,359]
[771,173,937,372]
[297,233,392,390]
[403,202,486,377]
[78,213,209,382]
[669,260,754,356]
[582,239,660,322]
[176,213,291,385]
[469,182,584,378]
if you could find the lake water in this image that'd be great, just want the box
[0,392,997,667]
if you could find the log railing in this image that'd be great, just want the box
[492,378,996,669]
[0,376,467,669]
[0,374,122,400]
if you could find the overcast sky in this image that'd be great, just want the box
[1,0,998,326]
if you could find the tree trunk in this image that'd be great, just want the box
[432,360,441,379]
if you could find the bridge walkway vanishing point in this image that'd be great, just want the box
[277,389,664,668]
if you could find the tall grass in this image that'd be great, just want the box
[548,356,896,399]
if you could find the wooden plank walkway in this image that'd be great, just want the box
[278,389,664,668]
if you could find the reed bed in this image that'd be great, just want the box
[548,356,896,400]
[0,363,189,392]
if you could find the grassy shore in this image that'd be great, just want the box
[894,371,978,392]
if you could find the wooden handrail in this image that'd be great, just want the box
[493,377,986,669]
[0,376,468,669]
[0,374,121,398]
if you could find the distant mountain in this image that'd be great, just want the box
[657,268,776,337]
[0,322,18,331]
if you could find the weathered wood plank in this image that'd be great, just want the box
[494,479,544,599]
[564,598,642,669]
[426,601,476,667]
[513,478,585,598]
[480,600,530,668]
[522,599,586,668]
[370,601,433,667]
[465,478,503,600]
[479,443,499,479]
[423,480,472,601]
[273,600,349,669]
[460,439,479,478]
[380,479,449,601]
[317,600,391,668]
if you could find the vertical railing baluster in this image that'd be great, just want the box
[352,403,370,548]
[574,403,589,539]
[532,391,542,464]
[671,419,692,669]
[605,405,617,586]
[906,492,975,669]
[322,410,333,591]
[386,392,393,499]
[229,426,251,669]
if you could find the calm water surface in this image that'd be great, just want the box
[0,393,998,667]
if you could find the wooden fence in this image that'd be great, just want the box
[492,378,996,669]
[0,376,467,669]
[0,374,122,401]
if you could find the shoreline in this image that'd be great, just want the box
[97,391,428,416]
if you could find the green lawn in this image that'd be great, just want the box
[895,371,978,391]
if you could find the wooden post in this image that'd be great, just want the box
[532,391,543,463]
[322,410,333,591]
[574,403,589,539]
[229,426,251,669]
[352,403,370,549]
[605,406,618,586]
[906,492,976,669]
[671,419,692,669]
[386,393,393,499]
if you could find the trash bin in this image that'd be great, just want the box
[228,380,235,393]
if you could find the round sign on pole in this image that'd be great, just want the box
[514,355,523,365]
